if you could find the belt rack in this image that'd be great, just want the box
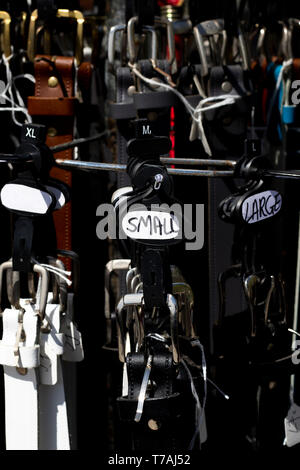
[55,155,300,180]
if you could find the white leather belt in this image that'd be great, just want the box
[1,305,40,450]
[0,292,84,450]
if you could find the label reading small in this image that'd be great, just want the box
[122,211,180,240]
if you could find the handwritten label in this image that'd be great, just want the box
[242,190,282,224]
[122,210,180,240]
[1,184,53,214]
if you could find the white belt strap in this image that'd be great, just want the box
[3,366,39,450]
[39,359,70,450]
[39,302,70,450]
[0,305,39,450]
[1,291,84,449]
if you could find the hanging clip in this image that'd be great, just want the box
[154,173,163,190]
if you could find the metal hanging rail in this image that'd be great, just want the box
[55,158,236,177]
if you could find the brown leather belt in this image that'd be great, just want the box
[28,55,76,258]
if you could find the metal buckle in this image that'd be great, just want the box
[277,20,291,60]
[127,15,175,67]
[171,265,195,338]
[243,272,260,337]
[54,258,68,313]
[116,293,144,362]
[126,267,138,292]
[107,23,126,72]
[116,292,180,364]
[27,8,84,64]
[33,264,49,321]
[0,11,12,58]
[286,18,300,60]
[172,282,195,338]
[256,26,266,57]
[131,273,141,293]
[194,18,249,76]
[193,19,227,77]
[0,261,48,320]
[104,259,131,344]
[127,17,158,65]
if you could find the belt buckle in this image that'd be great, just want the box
[27,8,84,64]
[0,11,12,58]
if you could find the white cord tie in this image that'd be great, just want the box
[129,63,240,156]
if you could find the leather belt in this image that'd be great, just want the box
[117,352,191,451]
[28,55,76,259]
[207,64,250,352]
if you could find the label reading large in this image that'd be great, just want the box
[122,210,180,240]
[242,190,282,224]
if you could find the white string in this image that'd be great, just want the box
[129,63,240,155]
[288,328,300,338]
[181,358,203,450]
[130,64,239,122]
[40,264,72,287]
[0,54,33,126]
[40,263,72,277]
[180,339,208,450]
[31,259,72,287]
[206,377,230,400]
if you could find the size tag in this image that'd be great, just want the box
[122,210,180,241]
[284,403,300,447]
[21,123,46,143]
[241,190,282,224]
[244,139,261,157]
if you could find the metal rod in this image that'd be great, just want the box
[160,157,236,167]
[0,154,33,163]
[50,130,111,153]
[55,159,235,177]
[56,160,127,172]
[263,169,300,179]
[167,168,234,177]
